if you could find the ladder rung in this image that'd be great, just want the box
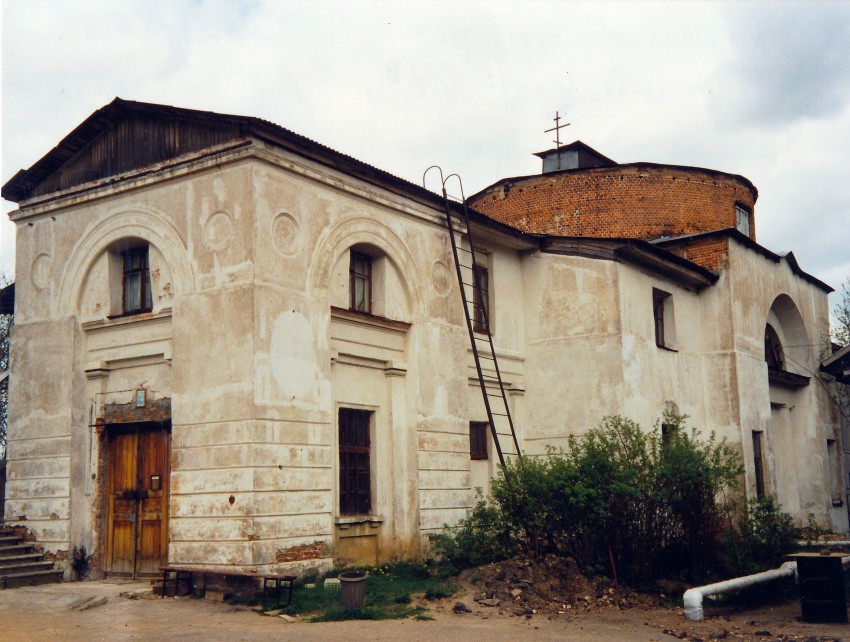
[490,412,508,417]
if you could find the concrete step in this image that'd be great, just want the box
[0,553,43,567]
[0,560,56,576]
[0,569,64,589]
[0,544,35,557]
[0,536,21,544]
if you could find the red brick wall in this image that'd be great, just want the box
[662,236,730,272]
[469,165,757,244]
[275,541,325,563]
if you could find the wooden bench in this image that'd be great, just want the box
[260,574,296,608]
[160,566,296,607]
[160,566,192,597]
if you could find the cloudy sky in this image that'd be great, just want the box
[2,0,849,317]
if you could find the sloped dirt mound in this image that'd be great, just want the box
[454,554,660,616]
[436,555,845,642]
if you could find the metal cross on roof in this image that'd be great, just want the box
[545,110,570,148]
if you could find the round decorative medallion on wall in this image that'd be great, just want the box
[431,260,452,296]
[31,253,53,291]
[203,211,233,252]
[272,212,301,256]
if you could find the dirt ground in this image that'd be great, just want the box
[0,561,846,642]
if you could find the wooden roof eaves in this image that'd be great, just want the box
[2,98,444,211]
[539,236,718,292]
[821,343,850,384]
[653,229,833,293]
[2,99,541,253]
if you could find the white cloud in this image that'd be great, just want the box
[2,0,848,316]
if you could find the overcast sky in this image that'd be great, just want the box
[2,0,849,319]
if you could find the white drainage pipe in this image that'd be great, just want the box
[684,554,850,621]
[796,540,850,548]
[683,562,797,621]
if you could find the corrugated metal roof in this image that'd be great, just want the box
[2,98,444,209]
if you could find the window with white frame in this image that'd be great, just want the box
[735,205,751,237]
[653,288,676,350]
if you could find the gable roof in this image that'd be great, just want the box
[1,98,438,208]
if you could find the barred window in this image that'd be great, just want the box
[470,421,489,460]
[339,408,372,515]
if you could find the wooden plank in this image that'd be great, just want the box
[107,430,137,575]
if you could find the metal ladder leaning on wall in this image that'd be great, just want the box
[423,167,522,467]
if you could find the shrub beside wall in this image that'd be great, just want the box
[437,415,795,588]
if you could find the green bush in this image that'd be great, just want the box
[432,494,516,573]
[722,497,798,574]
[491,414,745,586]
[435,414,799,588]
[438,414,748,587]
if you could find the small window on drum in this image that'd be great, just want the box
[735,205,752,238]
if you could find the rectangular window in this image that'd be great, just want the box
[653,288,674,349]
[752,431,765,500]
[339,408,371,515]
[661,422,676,448]
[735,205,751,237]
[827,439,840,502]
[350,251,372,313]
[470,421,489,460]
[472,264,490,333]
[122,246,152,315]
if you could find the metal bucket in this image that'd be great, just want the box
[337,571,368,610]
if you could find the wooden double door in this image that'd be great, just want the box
[106,424,170,577]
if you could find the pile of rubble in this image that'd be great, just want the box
[451,554,659,617]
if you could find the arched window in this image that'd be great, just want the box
[764,323,784,370]
[106,238,153,317]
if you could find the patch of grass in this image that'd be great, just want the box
[424,583,456,600]
[280,561,452,621]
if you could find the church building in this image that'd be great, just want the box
[2,99,845,580]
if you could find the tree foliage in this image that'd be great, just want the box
[829,277,850,427]
[833,277,850,347]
